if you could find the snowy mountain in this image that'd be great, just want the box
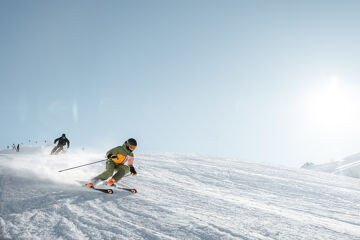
[1,147,360,239]
[302,152,360,179]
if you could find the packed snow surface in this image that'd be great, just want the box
[1,146,360,240]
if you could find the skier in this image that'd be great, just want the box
[51,134,70,155]
[16,144,20,152]
[86,138,137,188]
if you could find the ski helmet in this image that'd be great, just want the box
[62,133,66,137]
[126,138,137,151]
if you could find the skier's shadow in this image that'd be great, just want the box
[0,185,132,216]
[0,168,133,216]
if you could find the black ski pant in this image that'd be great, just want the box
[51,145,64,155]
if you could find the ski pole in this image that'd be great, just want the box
[58,159,106,172]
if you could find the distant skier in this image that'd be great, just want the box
[16,144,20,152]
[51,134,70,155]
[86,138,137,187]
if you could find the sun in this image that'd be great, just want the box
[307,78,353,130]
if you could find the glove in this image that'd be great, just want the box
[130,166,137,176]
[107,154,117,163]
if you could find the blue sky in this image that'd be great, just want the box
[2,0,360,166]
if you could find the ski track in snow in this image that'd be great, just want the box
[1,147,360,239]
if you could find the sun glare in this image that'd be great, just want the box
[307,78,354,131]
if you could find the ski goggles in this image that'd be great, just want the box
[129,145,136,150]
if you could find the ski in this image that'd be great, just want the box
[78,180,136,194]
[86,185,113,194]
[116,187,137,194]
[109,182,137,193]
[98,180,137,194]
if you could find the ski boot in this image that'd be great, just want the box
[86,179,100,188]
[106,178,116,186]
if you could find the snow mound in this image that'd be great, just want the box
[1,147,360,239]
[303,152,360,178]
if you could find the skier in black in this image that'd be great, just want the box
[51,134,70,155]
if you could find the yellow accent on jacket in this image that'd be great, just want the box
[112,154,126,164]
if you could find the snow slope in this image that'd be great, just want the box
[1,147,360,240]
[302,152,360,179]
